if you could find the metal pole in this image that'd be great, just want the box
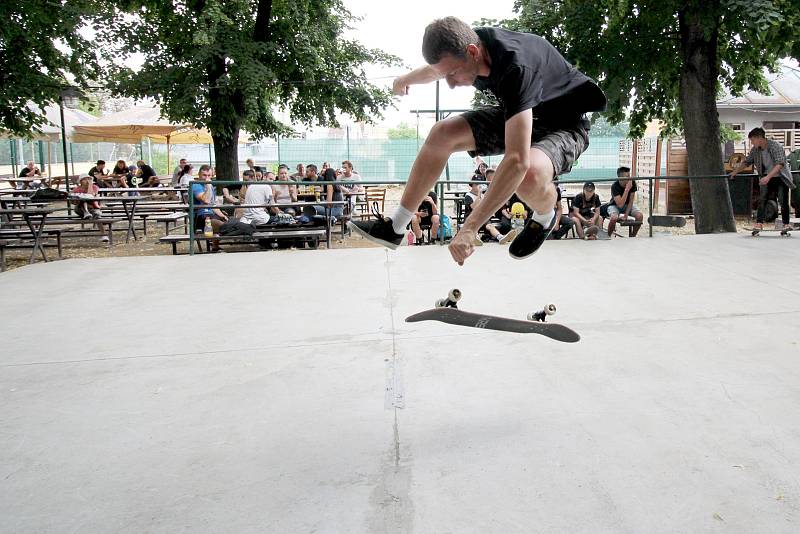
[346,126,350,162]
[277,136,281,165]
[648,177,653,238]
[59,98,72,215]
[9,139,17,177]
[69,143,75,176]
[37,141,45,172]
[189,181,195,256]
[208,144,212,165]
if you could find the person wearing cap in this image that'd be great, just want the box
[570,181,603,239]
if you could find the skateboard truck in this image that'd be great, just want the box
[527,303,557,322]
[435,288,462,309]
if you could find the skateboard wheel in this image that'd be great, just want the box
[526,312,539,321]
[435,298,447,308]
[544,303,556,316]
[448,288,462,302]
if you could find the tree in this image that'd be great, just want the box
[480,0,800,233]
[387,122,417,140]
[0,0,106,136]
[588,116,629,138]
[108,0,400,180]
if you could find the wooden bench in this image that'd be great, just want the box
[0,229,63,263]
[160,228,327,255]
[36,217,128,245]
[619,220,643,237]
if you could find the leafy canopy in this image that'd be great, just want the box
[478,0,800,137]
[108,0,401,140]
[0,0,106,137]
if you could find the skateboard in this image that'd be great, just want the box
[648,215,687,228]
[407,289,580,343]
[744,227,791,237]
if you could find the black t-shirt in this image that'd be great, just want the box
[417,190,438,219]
[88,166,107,184]
[472,27,606,123]
[463,192,480,220]
[19,167,40,178]
[139,164,156,180]
[611,180,638,207]
[572,192,601,217]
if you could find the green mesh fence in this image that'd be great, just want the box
[3,135,650,181]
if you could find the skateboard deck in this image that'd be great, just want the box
[744,227,791,237]
[406,307,580,343]
[648,215,687,227]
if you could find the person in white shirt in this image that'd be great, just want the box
[178,164,195,187]
[341,160,365,214]
[240,172,277,225]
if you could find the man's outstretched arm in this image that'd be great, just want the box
[393,66,444,95]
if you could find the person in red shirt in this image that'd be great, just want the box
[73,175,110,243]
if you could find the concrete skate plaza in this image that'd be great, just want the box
[1,234,799,532]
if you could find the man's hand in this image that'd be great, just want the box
[448,229,476,266]
[392,76,409,96]
[759,176,771,186]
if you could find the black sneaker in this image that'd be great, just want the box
[508,214,556,260]
[347,202,404,250]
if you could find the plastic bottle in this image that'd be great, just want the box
[203,216,214,238]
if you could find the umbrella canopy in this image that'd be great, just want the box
[0,103,98,141]
[71,104,249,170]
[71,105,194,143]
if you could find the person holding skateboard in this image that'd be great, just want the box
[729,127,796,232]
[348,17,606,264]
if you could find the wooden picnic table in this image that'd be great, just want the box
[0,207,56,263]
[69,195,140,242]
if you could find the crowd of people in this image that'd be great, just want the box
[187,159,366,252]
[457,163,643,244]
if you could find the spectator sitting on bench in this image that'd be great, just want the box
[177,164,195,187]
[484,192,526,244]
[272,164,298,215]
[192,164,229,252]
[172,158,188,186]
[135,160,159,188]
[297,164,319,203]
[72,175,112,243]
[570,181,603,240]
[13,161,42,190]
[110,160,130,187]
[548,181,575,239]
[240,171,277,226]
[607,166,643,237]
[316,167,346,222]
[89,160,111,188]
[411,191,439,244]
[461,181,485,246]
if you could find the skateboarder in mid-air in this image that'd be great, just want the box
[349,17,606,265]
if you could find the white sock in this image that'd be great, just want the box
[532,209,555,227]
[391,205,414,235]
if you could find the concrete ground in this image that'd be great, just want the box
[1,233,799,533]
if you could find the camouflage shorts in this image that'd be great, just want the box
[463,107,590,176]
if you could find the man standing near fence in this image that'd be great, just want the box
[348,17,606,264]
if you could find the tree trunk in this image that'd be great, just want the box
[678,2,736,233]
[212,129,240,182]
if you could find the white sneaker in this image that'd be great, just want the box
[100,235,110,243]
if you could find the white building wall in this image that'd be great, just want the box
[718,108,800,133]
